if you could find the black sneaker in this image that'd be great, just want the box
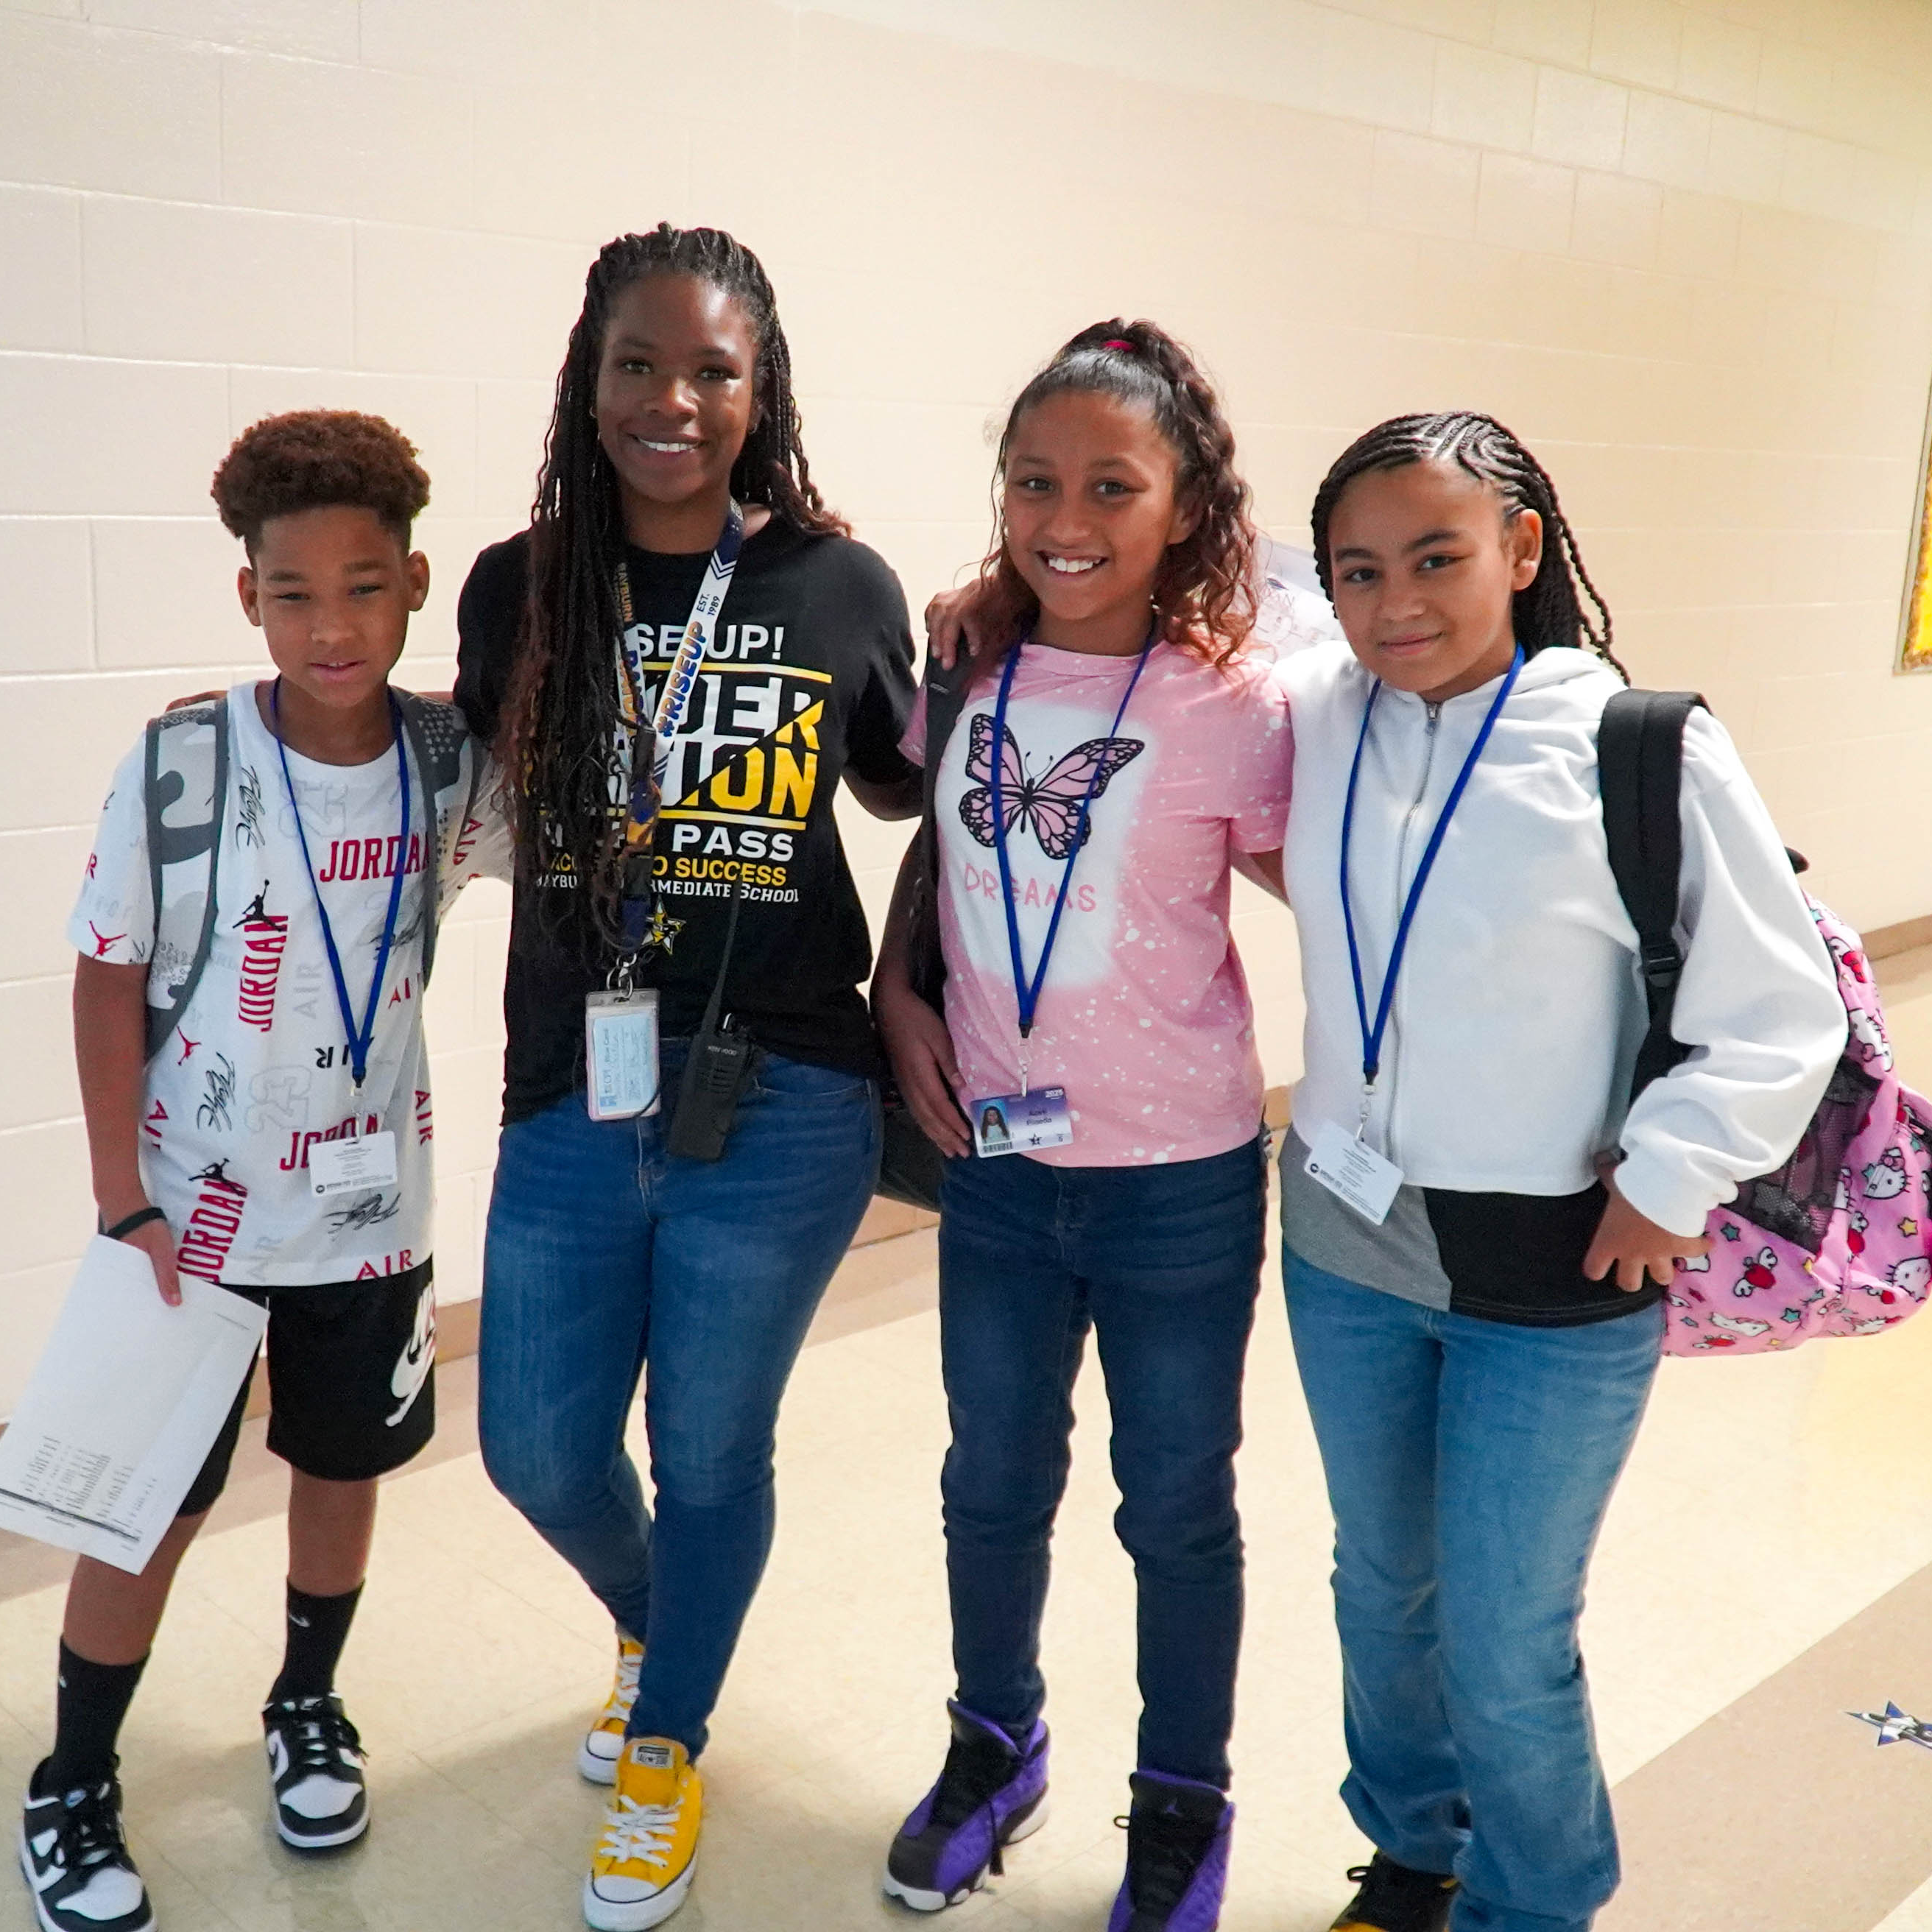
[1107,1771,1232,1930]
[883,1703,1050,1910]
[18,1758,152,1932]
[1330,1852,1458,1932]
[261,1695,368,1851]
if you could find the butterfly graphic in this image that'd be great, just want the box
[957,715,1145,860]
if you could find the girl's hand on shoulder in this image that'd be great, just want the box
[1583,1166,1710,1292]
[875,974,972,1158]
[924,582,993,672]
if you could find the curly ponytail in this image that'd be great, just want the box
[972,319,1256,669]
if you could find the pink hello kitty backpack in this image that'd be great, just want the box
[1601,691,1932,1356]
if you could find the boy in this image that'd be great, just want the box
[21,412,503,1932]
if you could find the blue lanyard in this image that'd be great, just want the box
[1340,647,1522,1092]
[271,681,412,1092]
[991,636,1154,1046]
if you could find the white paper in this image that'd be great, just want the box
[0,1237,268,1573]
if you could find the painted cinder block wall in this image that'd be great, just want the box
[4,0,1931,1411]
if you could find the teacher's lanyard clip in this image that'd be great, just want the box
[271,678,411,1094]
[1339,646,1524,1140]
[990,634,1155,1098]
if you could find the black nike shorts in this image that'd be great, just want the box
[177,1259,437,1517]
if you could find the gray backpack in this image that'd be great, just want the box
[141,692,484,1062]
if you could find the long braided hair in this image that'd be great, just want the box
[970,319,1256,670]
[501,223,845,947]
[1309,411,1624,678]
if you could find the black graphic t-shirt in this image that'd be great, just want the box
[455,519,917,1122]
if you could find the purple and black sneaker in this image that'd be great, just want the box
[882,1702,1049,1911]
[1107,1769,1233,1932]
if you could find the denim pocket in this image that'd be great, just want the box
[748,1052,874,1107]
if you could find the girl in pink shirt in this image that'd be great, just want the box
[872,321,1291,1932]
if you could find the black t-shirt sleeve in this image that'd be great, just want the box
[842,543,918,787]
[453,533,531,745]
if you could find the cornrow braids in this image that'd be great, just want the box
[1309,410,1624,679]
[501,223,845,949]
[972,319,1257,669]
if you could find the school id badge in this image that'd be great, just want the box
[970,1087,1074,1159]
[585,988,660,1121]
[1303,1119,1403,1225]
[309,1130,398,1198]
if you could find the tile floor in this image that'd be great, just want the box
[5,948,1932,1932]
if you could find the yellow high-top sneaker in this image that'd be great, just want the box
[582,1736,702,1931]
[577,1634,644,1785]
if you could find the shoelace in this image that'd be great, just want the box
[52,1782,130,1875]
[1115,1804,1219,1915]
[272,1700,364,1780]
[926,1730,1023,1875]
[599,1649,642,1724]
[597,1794,681,1870]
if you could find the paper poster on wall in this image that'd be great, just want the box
[1900,383,1932,671]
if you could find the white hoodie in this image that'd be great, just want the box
[1279,642,1846,1240]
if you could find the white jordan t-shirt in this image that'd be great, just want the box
[70,683,504,1287]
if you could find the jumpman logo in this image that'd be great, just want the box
[87,921,124,958]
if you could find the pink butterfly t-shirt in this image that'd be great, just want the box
[903,642,1293,1167]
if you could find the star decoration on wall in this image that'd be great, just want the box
[1850,1702,1932,1748]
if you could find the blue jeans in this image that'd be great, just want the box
[1284,1252,1663,1932]
[478,1048,880,1758]
[939,1137,1266,1788]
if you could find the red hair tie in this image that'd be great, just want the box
[1101,337,1134,351]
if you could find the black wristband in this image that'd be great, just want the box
[102,1205,169,1242]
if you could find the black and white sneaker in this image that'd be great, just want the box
[261,1695,368,1851]
[18,1758,153,1932]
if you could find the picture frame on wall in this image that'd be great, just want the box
[1900,378,1932,671]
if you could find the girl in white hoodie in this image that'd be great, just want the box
[1277,413,1844,1932]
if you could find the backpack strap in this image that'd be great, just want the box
[142,697,228,1063]
[1599,688,1704,1099]
[393,691,472,992]
[901,652,973,1012]
[922,653,970,816]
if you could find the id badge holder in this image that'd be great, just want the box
[309,1128,399,1198]
[970,1086,1075,1158]
[585,987,660,1121]
[1303,1118,1403,1225]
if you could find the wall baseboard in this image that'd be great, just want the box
[1866,915,1932,961]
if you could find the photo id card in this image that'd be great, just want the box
[970,1087,1075,1159]
[585,988,660,1121]
[309,1130,398,1199]
[1304,1119,1404,1225]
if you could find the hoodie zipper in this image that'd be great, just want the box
[1379,698,1440,1162]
